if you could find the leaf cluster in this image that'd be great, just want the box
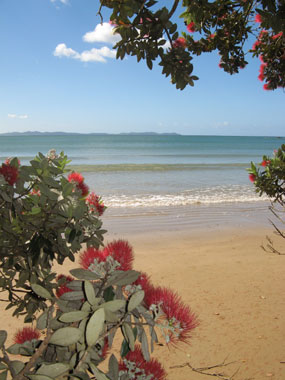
[99,0,285,90]
[0,152,105,321]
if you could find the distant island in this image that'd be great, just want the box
[0,131,181,136]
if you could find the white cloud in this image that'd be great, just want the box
[83,22,121,45]
[8,114,28,119]
[54,43,80,59]
[53,43,116,63]
[51,0,68,4]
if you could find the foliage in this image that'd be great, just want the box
[248,143,285,254]
[98,0,285,90]
[0,152,198,380]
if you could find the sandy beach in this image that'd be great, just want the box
[1,211,284,380]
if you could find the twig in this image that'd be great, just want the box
[169,358,241,380]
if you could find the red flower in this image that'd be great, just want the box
[56,274,74,298]
[261,160,270,167]
[187,22,195,33]
[104,240,134,271]
[77,181,89,197]
[255,14,262,23]
[0,160,19,186]
[272,32,283,40]
[252,40,261,50]
[173,37,187,49]
[133,272,153,293]
[86,192,105,216]
[68,172,89,197]
[14,327,40,344]
[258,64,266,81]
[79,247,104,269]
[119,345,166,380]
[144,286,198,345]
[80,240,134,272]
[249,174,256,182]
[263,83,272,91]
[68,172,84,184]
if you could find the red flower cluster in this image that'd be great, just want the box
[86,192,105,216]
[261,159,270,167]
[0,159,20,186]
[119,346,166,380]
[255,14,262,23]
[173,37,187,49]
[187,22,195,33]
[56,274,74,298]
[14,327,40,344]
[80,240,134,272]
[249,173,256,182]
[144,286,198,345]
[68,172,89,197]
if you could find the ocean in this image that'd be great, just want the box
[1,134,284,232]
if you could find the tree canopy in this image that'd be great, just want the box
[98,0,285,90]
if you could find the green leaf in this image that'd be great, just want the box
[37,311,48,330]
[28,376,54,380]
[108,354,119,380]
[89,363,109,380]
[60,290,84,301]
[10,361,25,375]
[84,281,97,306]
[31,284,52,300]
[36,363,70,377]
[128,290,144,311]
[106,270,140,286]
[86,308,105,347]
[122,323,135,351]
[70,269,100,281]
[0,365,6,371]
[31,207,41,215]
[141,329,150,361]
[102,300,126,312]
[49,327,82,346]
[59,311,89,323]
[0,331,7,348]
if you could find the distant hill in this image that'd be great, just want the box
[0,131,181,136]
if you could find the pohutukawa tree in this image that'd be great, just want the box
[98,0,285,90]
[248,144,285,255]
[0,151,198,379]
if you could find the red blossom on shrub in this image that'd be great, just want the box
[68,172,84,184]
[77,181,89,197]
[80,240,134,271]
[86,192,105,216]
[187,22,195,33]
[258,64,266,81]
[255,14,262,23]
[14,327,40,344]
[173,37,187,49]
[68,172,89,196]
[261,159,270,167]
[0,160,19,186]
[272,31,283,40]
[133,272,153,293]
[104,240,134,271]
[263,82,272,91]
[79,247,104,269]
[252,39,261,50]
[249,173,256,182]
[56,274,74,298]
[144,286,198,345]
[119,345,166,380]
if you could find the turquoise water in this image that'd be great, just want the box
[1,134,284,208]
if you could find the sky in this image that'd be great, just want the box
[0,0,284,136]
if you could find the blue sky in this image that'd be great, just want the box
[0,0,284,136]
